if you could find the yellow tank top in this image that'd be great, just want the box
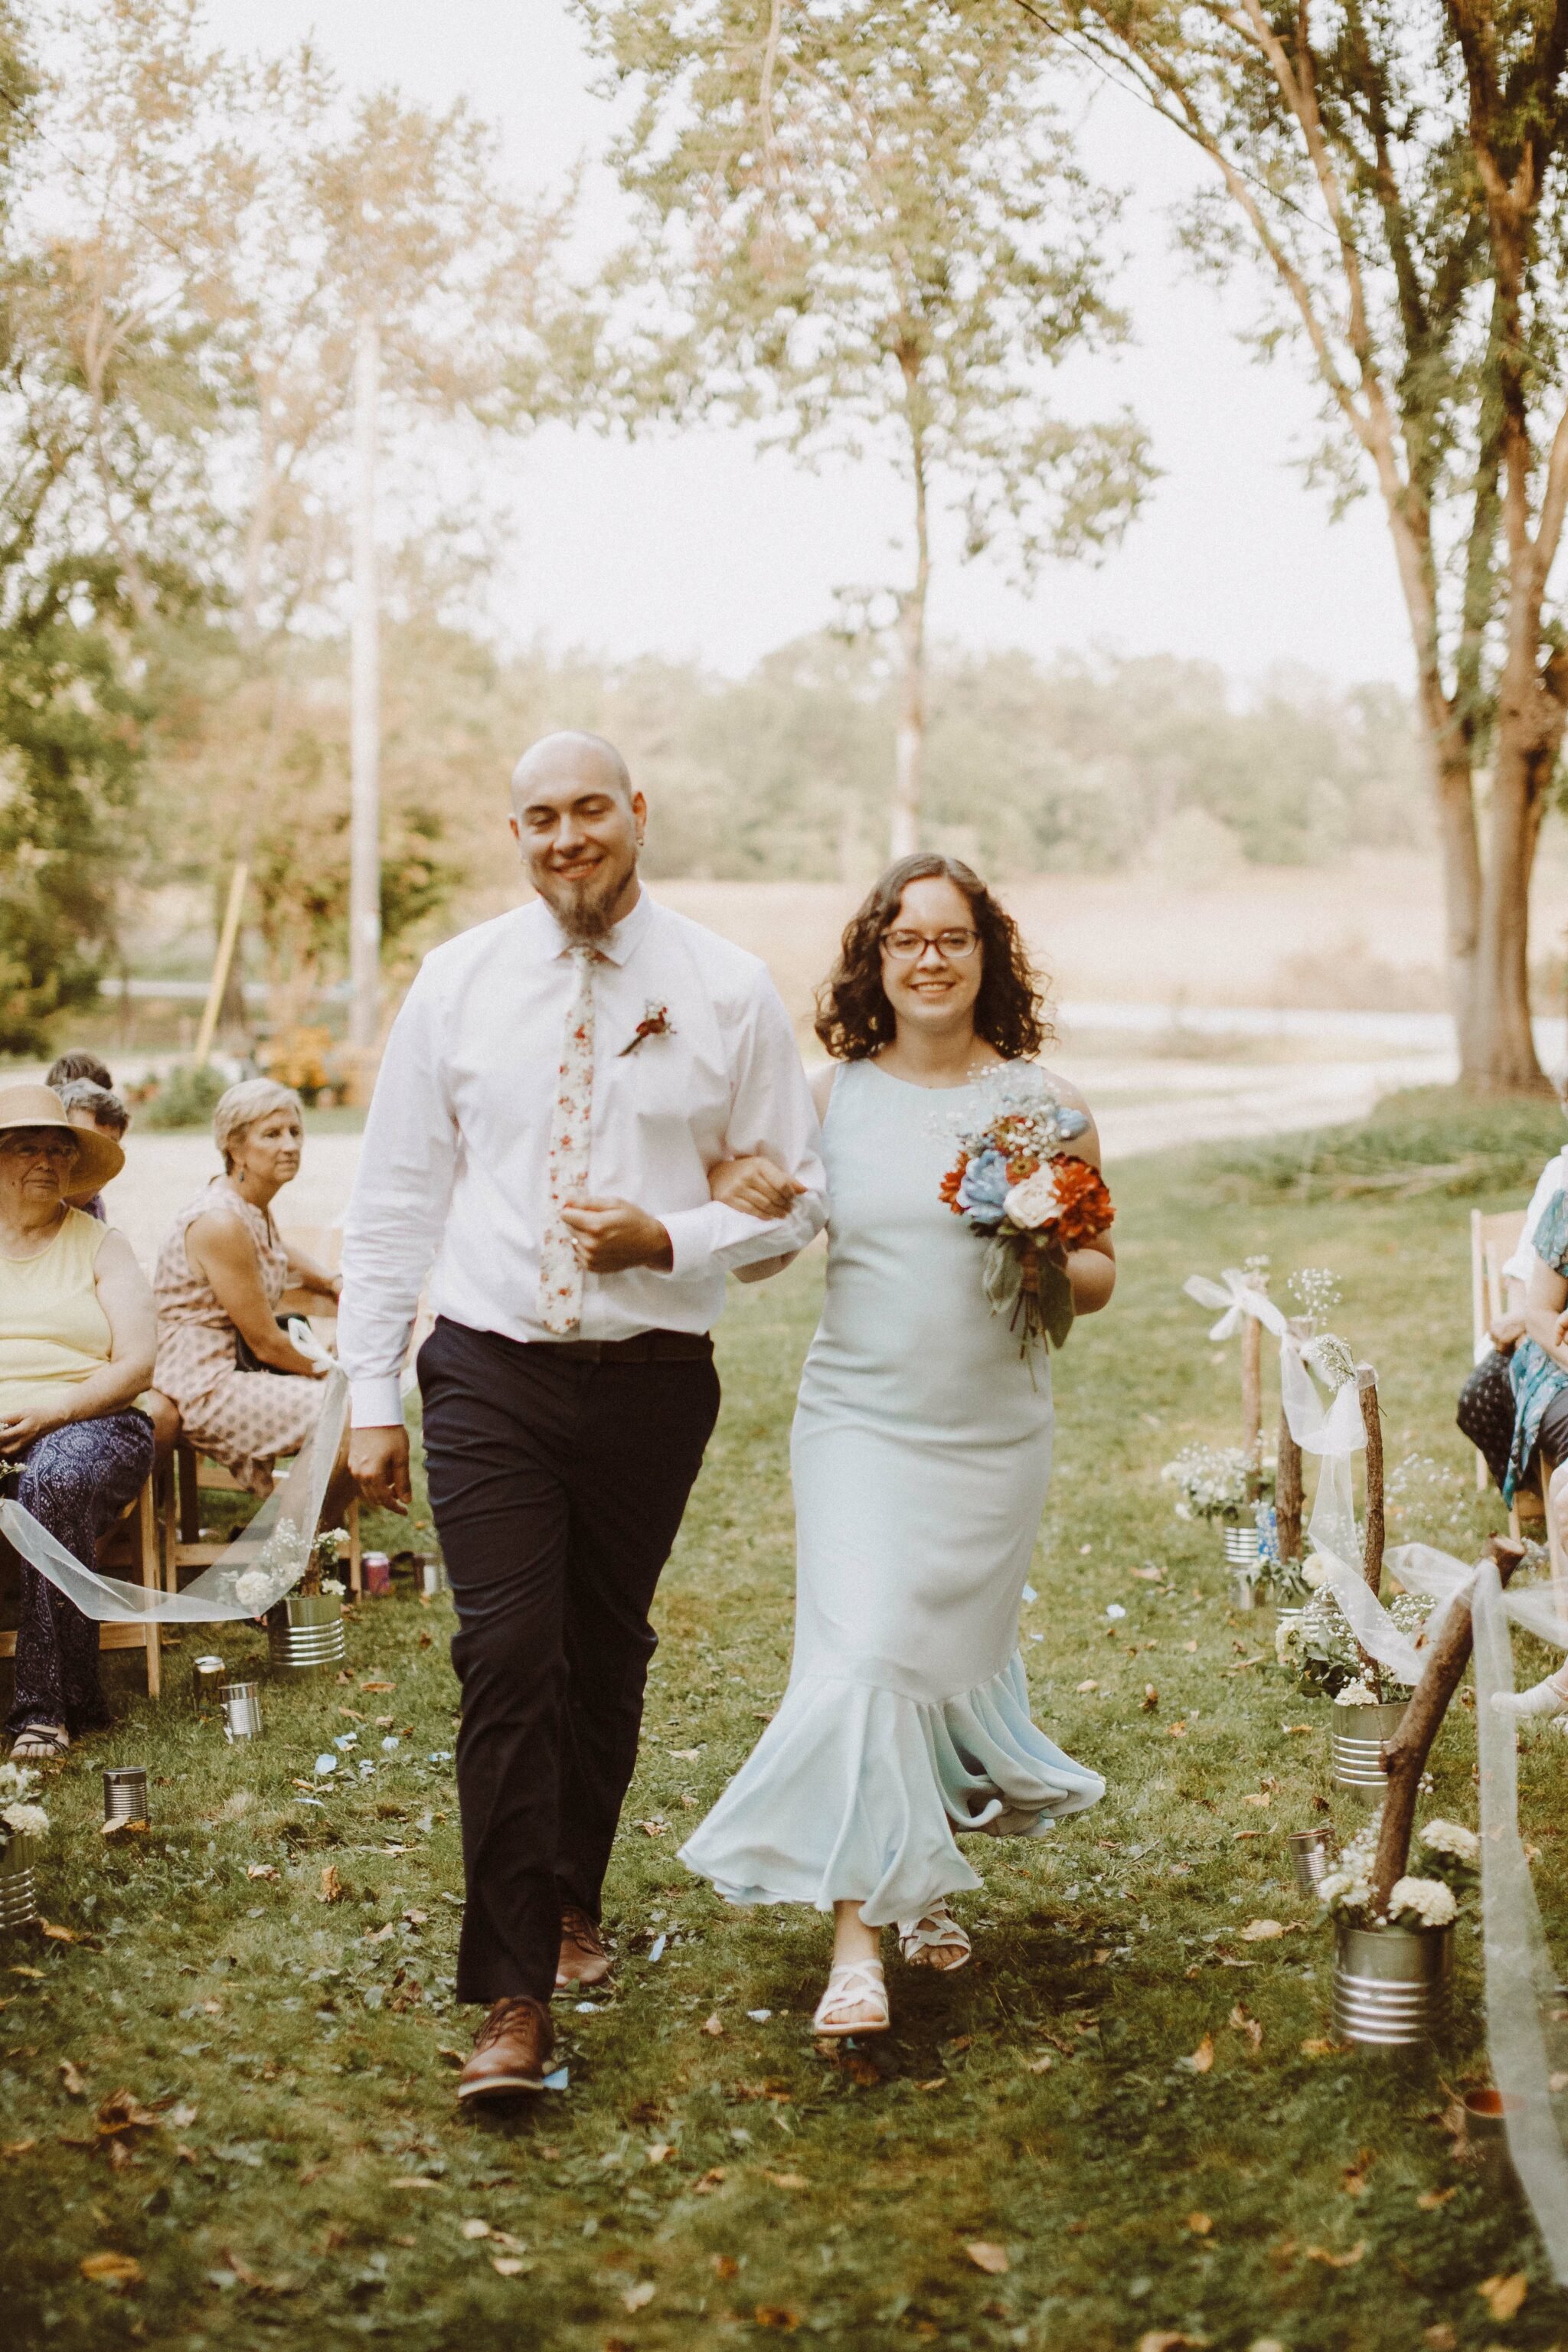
[0,1208,112,1420]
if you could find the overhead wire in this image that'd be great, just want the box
[0,76,201,268]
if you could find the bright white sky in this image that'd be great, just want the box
[204,0,1412,689]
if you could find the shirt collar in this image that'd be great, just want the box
[525,885,655,969]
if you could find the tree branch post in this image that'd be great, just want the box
[1241,1313,1263,1496]
[1357,1364,1383,1598]
[1367,1534,1524,1914]
[1276,1400,1303,1566]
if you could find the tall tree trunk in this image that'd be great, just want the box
[890,397,930,863]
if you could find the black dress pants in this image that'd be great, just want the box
[417,1316,720,2006]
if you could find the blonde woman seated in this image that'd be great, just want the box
[0,1086,156,1759]
[151,1080,345,1497]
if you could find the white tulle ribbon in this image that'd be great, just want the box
[1471,1560,1568,2284]
[1182,1269,1289,1344]
[1278,1331,1364,1564]
[0,1370,348,1623]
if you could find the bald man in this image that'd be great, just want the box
[338,731,827,2099]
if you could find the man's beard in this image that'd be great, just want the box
[537,850,637,942]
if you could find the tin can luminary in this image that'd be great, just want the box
[363,1551,391,1597]
[192,1655,227,1708]
[103,1767,150,1826]
[219,1681,263,1743]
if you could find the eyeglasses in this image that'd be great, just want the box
[880,928,981,963]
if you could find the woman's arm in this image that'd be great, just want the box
[1524,1251,1568,1364]
[0,1230,155,1452]
[185,1210,326,1377]
[283,1240,341,1307]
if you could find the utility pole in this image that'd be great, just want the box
[349,314,381,1084]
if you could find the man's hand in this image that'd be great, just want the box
[559,1197,674,1272]
[1491,1313,1527,1354]
[708,1154,805,1220]
[350,1426,412,1514]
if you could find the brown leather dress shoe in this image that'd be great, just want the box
[456,1996,554,2102]
[556,1905,612,1989]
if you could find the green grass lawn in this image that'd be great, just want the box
[3,1109,1567,2352]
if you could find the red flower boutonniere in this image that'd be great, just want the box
[618,1001,676,1057]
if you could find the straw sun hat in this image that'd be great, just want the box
[0,1083,125,1203]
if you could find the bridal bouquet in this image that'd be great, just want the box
[939,1069,1114,1364]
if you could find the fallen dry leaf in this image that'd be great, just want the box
[245,1864,279,1883]
[645,2141,673,2165]
[711,2253,739,2280]
[1240,1919,1286,1942]
[701,2013,724,2037]
[844,2054,880,2086]
[1305,2242,1366,2269]
[1093,1948,1112,1966]
[1137,2334,1207,2352]
[403,1908,428,1927]
[39,1921,80,1943]
[461,2218,490,2240]
[80,2251,142,2287]
[764,2171,807,2190]
[1478,2273,1528,2323]
[96,2090,158,2135]
[390,2176,442,2191]
[965,2242,1009,2275]
[1026,2054,1053,2073]
[360,1679,395,1692]
[8,1965,44,1980]
[100,1817,147,1841]
[1242,1792,1272,1809]
[753,2310,799,2334]
[1130,1564,1164,1581]
[1142,1683,1159,1710]
[693,2167,726,2193]
[492,2257,527,2278]
[57,2059,86,2098]
[1167,1720,1188,1737]
[1182,2035,1215,2074]
[1075,1680,1098,1694]
[1416,2187,1455,2210]
[1228,2004,1263,2051]
[1300,2037,1341,2057]
[1187,2212,1213,2236]
[1423,2328,1457,2351]
[317,1866,343,1904]
[621,2281,655,2312]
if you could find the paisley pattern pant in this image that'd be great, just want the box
[5,1409,155,1737]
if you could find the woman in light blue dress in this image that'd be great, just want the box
[681,854,1114,2034]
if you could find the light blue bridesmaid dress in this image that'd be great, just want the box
[680,1058,1104,1926]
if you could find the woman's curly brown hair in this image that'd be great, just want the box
[815,854,1050,1063]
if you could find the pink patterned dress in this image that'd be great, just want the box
[152,1180,323,1492]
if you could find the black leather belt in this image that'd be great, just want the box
[541,1329,713,1364]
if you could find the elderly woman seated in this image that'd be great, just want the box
[0,1085,156,1760]
[150,1079,349,1501]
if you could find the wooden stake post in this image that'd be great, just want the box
[1357,1365,1384,1599]
[1241,1314,1263,1496]
[1368,1534,1524,1913]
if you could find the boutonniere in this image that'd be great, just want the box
[618,1000,676,1057]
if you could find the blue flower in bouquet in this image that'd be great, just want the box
[957,1148,1011,1229]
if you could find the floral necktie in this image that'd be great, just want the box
[538,944,597,1334]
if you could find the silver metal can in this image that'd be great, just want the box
[192,1655,227,1707]
[103,1767,150,1824]
[218,1681,263,1743]
[1288,1827,1332,1895]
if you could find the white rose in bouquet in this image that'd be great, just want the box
[1002,1169,1063,1232]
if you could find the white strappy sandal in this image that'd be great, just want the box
[897,1902,972,1971]
[812,1958,890,2037]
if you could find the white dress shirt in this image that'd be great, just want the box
[1503,1147,1568,1284]
[338,889,828,1426]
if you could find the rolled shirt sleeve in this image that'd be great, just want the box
[338,975,458,1428]
[660,975,827,1281]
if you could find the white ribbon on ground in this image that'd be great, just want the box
[0,1370,348,1623]
[1183,1269,1289,1344]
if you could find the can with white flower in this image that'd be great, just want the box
[267,1526,350,1680]
[0,1761,49,1930]
[1321,1811,1476,2047]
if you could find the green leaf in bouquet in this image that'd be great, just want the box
[982,1235,1023,1314]
[1040,1257,1076,1350]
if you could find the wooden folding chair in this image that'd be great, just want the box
[0,1475,163,1698]
[1469,1207,1547,1540]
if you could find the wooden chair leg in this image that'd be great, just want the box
[348,1496,362,1598]
[177,1439,200,1545]
[137,1477,161,1701]
[1545,1467,1568,1615]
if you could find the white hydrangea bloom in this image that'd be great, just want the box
[1389,1877,1456,1929]
[1334,1678,1380,1707]
[0,1762,42,1805]
[1419,1819,1479,1864]
[1301,1553,1334,1589]
[0,1802,49,1841]
[234,1566,275,1612]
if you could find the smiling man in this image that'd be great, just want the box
[338,730,826,2101]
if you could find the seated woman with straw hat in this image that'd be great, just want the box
[151,1079,348,1500]
[0,1084,156,1760]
